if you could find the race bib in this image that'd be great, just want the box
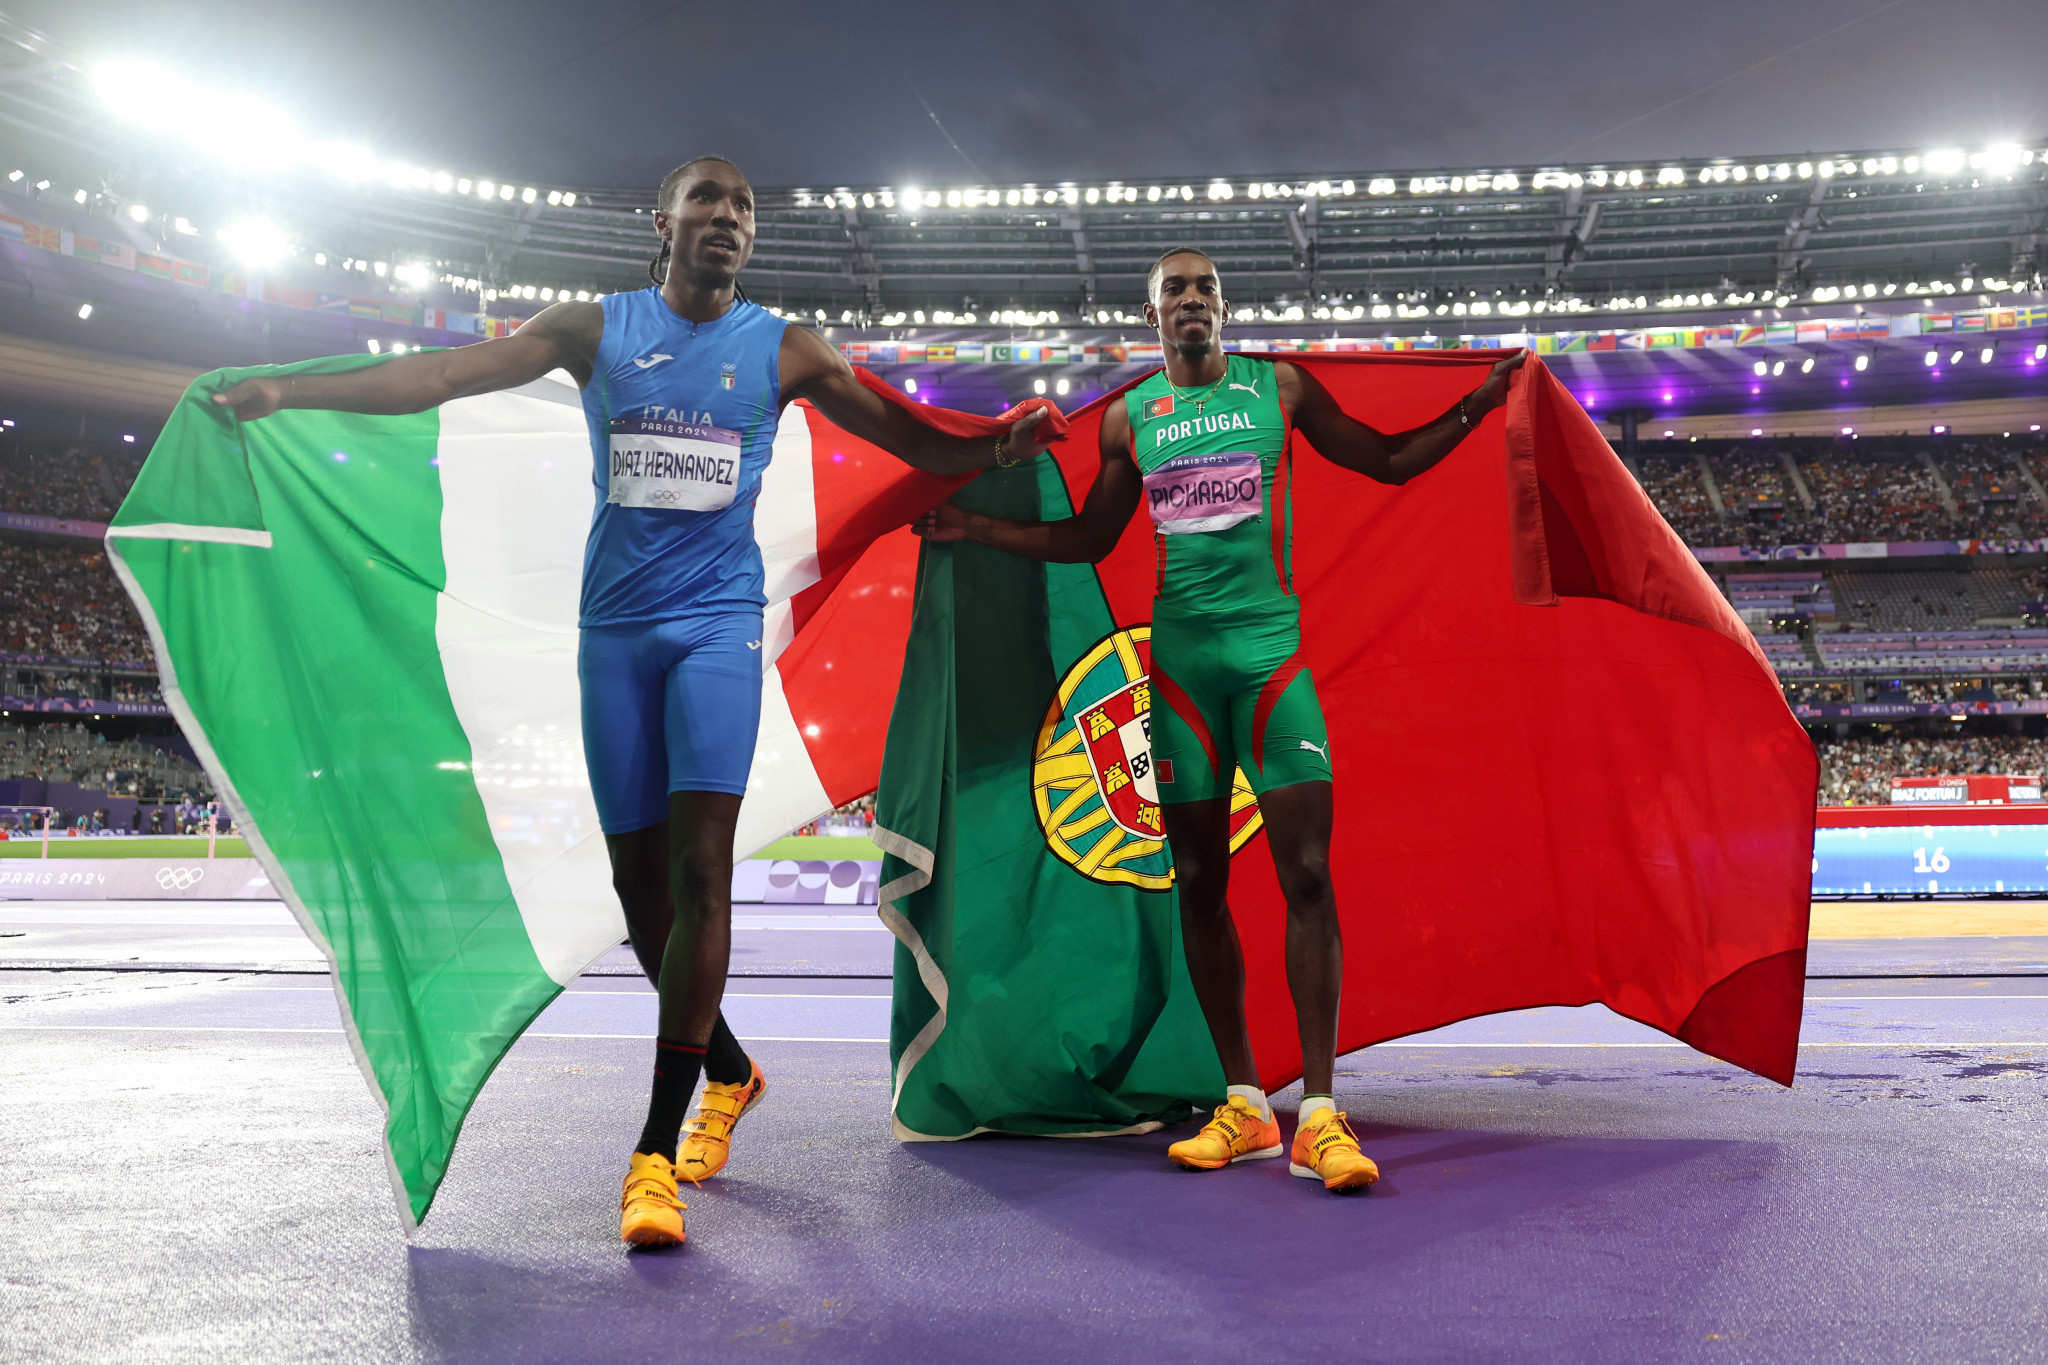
[606,415,742,511]
[1143,451,1263,534]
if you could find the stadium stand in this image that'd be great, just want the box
[0,720,213,803]
[1816,734,2048,806]
[1635,436,2048,548]
[0,540,155,665]
[0,434,140,522]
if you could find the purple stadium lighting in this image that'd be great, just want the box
[1750,385,1761,395]
[1750,428,1763,436]
[1661,391,1673,402]
[122,434,135,443]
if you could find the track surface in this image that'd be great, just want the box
[5,903,2048,1363]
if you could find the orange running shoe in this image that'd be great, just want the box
[1289,1108,1380,1193]
[619,1151,687,1246]
[676,1059,768,1183]
[1167,1095,1284,1171]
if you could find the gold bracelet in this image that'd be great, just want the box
[993,435,1020,468]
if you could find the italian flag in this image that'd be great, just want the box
[109,354,1031,1227]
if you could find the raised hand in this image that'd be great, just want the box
[1470,349,1530,414]
[209,377,289,422]
[997,406,1053,466]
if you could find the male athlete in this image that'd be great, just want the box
[214,157,1052,1246]
[916,248,1522,1193]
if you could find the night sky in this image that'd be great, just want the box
[16,0,2048,193]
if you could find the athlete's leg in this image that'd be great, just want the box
[652,789,743,1048]
[1231,660,1340,1098]
[604,821,750,1082]
[1251,780,1340,1098]
[1162,794,1258,1089]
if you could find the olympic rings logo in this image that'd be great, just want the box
[155,866,206,890]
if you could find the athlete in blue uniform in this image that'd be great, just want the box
[213,156,1053,1247]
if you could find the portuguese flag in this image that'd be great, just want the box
[879,351,1814,1139]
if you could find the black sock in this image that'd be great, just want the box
[703,1012,752,1086]
[635,1040,706,1162]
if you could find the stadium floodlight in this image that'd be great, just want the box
[1925,149,1966,175]
[903,378,917,395]
[1854,354,1869,372]
[1842,427,1854,435]
[76,303,92,320]
[1924,350,1937,366]
[1981,347,1994,363]
[1753,360,1767,376]
[366,340,381,354]
[1982,144,2024,174]
[498,184,515,201]
[218,217,290,267]
[72,188,87,204]
[1751,428,1763,437]
[4,169,17,181]
[477,180,496,199]
[1056,378,1070,396]
[127,203,148,223]
[173,217,198,235]
[1802,357,1815,373]
[1951,350,1964,364]
[434,173,454,193]
[2036,344,2047,360]
[521,187,537,204]
[92,60,301,166]
[1771,360,1785,376]
[1032,378,1047,395]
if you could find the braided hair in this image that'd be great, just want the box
[648,155,749,300]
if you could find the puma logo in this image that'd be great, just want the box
[1299,738,1329,761]
[631,353,674,370]
[1228,376,1261,397]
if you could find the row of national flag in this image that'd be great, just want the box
[1,210,482,334]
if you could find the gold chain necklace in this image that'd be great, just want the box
[1167,367,1229,414]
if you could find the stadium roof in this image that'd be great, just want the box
[4,17,2046,329]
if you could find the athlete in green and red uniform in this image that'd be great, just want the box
[917,248,1523,1192]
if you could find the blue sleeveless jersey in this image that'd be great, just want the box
[577,289,787,626]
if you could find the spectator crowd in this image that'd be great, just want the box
[1815,733,2048,805]
[1639,434,2048,548]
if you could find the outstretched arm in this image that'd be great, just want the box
[912,400,1141,563]
[781,325,1052,476]
[210,301,605,420]
[1282,349,1527,485]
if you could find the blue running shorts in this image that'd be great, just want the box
[578,611,765,833]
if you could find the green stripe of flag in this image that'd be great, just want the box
[110,358,561,1226]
